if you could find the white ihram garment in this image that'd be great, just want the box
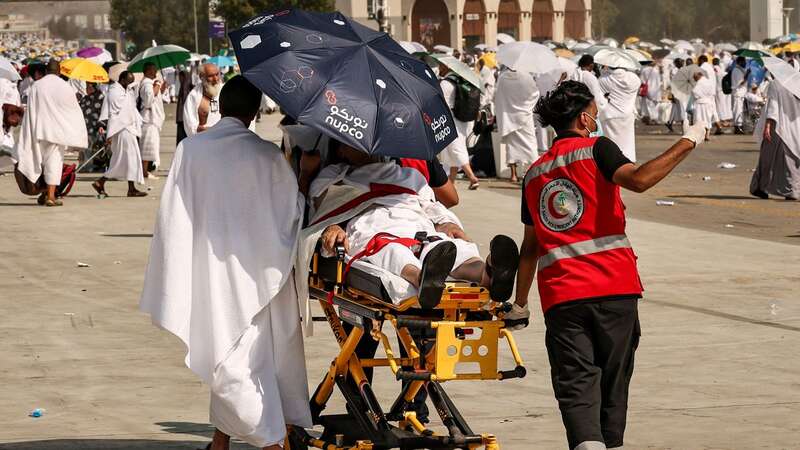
[599,69,640,162]
[101,83,144,183]
[439,78,471,168]
[479,66,495,106]
[731,66,748,126]
[12,74,87,185]
[183,84,221,137]
[495,70,539,165]
[139,77,166,166]
[751,80,800,198]
[140,117,310,447]
[640,66,661,120]
[570,68,608,111]
[692,76,717,128]
[715,66,733,121]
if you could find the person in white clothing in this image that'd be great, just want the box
[438,63,480,189]
[140,76,311,450]
[691,70,719,141]
[0,104,22,170]
[599,67,640,161]
[731,56,750,134]
[139,62,167,179]
[640,63,662,124]
[478,58,495,108]
[570,55,608,113]
[713,57,733,126]
[92,71,147,197]
[494,68,539,182]
[183,63,222,137]
[12,60,87,206]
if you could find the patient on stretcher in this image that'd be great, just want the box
[311,143,520,308]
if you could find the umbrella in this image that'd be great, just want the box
[763,55,800,99]
[674,40,694,53]
[739,41,765,51]
[781,42,800,53]
[59,58,109,83]
[593,48,641,71]
[625,48,652,63]
[229,9,457,160]
[474,43,488,51]
[188,53,204,62]
[398,41,428,54]
[600,38,619,48]
[496,33,516,45]
[735,47,769,60]
[0,57,20,81]
[554,48,576,58]
[207,55,236,68]
[478,52,497,69]
[433,44,453,55]
[557,56,577,73]
[107,62,128,82]
[77,47,113,65]
[128,44,190,72]
[496,41,559,74]
[428,53,483,91]
[715,42,738,53]
[670,64,698,106]
[651,48,671,60]
[623,36,640,46]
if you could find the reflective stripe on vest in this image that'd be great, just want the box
[524,146,594,185]
[537,234,632,270]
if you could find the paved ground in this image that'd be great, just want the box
[1,108,799,449]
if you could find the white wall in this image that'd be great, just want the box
[750,0,785,41]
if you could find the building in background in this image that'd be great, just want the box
[337,0,592,51]
[0,1,120,57]
[750,0,793,42]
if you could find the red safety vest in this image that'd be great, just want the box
[523,136,643,313]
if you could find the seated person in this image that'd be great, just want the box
[313,141,519,307]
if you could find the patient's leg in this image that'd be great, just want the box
[363,245,422,286]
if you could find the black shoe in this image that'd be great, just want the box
[734,127,746,135]
[486,235,520,302]
[786,196,798,201]
[417,242,457,309]
[666,123,674,133]
[713,127,724,135]
[751,190,769,199]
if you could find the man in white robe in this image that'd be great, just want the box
[570,55,608,113]
[183,62,222,137]
[438,63,480,189]
[92,71,146,197]
[0,104,23,170]
[494,68,539,182]
[599,67,640,161]
[478,59,495,108]
[731,56,749,134]
[691,71,719,140]
[138,62,166,179]
[714,58,733,125]
[640,63,662,123]
[750,79,800,200]
[12,60,87,206]
[140,76,311,450]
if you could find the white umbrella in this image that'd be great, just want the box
[739,41,766,51]
[716,42,738,52]
[496,41,559,74]
[557,56,578,73]
[188,53,203,62]
[563,38,578,49]
[496,33,516,45]
[398,41,423,54]
[87,49,113,66]
[410,41,427,53]
[601,38,619,48]
[433,44,453,55]
[593,48,641,71]
[572,42,592,52]
[660,38,676,46]
[429,54,484,91]
[763,56,800,99]
[691,38,704,44]
[0,58,20,82]
[674,41,695,53]
[625,48,652,63]
[670,64,698,106]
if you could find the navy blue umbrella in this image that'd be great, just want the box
[229,9,457,160]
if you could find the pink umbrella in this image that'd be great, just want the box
[76,47,104,58]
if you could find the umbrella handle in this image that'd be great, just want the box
[76,145,106,172]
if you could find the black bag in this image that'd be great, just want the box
[445,74,481,122]
[721,72,732,95]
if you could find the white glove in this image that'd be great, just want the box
[681,122,707,147]
[504,303,530,331]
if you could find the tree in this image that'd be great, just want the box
[592,0,619,39]
[111,0,211,58]
[214,0,335,29]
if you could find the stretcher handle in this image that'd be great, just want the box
[395,369,433,381]
[503,318,530,328]
[498,365,527,380]
[395,318,433,329]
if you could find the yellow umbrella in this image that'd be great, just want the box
[479,52,497,69]
[59,58,109,83]
[554,48,576,58]
[54,50,66,57]
[782,41,800,53]
[623,36,640,46]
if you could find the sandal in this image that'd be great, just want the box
[468,181,480,190]
[127,190,148,197]
[417,241,457,309]
[92,181,108,198]
[486,235,520,302]
[45,198,63,207]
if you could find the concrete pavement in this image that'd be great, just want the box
[0,110,798,449]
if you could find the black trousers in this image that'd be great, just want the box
[176,121,187,146]
[544,298,641,449]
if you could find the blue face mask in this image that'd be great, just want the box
[583,112,604,138]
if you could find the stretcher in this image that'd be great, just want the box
[286,240,528,450]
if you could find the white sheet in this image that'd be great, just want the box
[101,82,141,139]
[105,128,144,183]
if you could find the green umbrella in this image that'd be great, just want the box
[127,44,190,72]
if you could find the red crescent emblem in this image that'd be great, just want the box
[547,191,568,219]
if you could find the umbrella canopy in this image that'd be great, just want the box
[59,58,109,83]
[478,52,497,68]
[188,53,204,62]
[428,53,483,91]
[781,41,800,53]
[670,64,698,106]
[735,47,769,61]
[673,40,694,53]
[716,42,738,52]
[432,44,453,55]
[557,56,577,73]
[128,44,190,72]
[625,48,652,63]
[107,62,129,82]
[600,38,619,48]
[623,36,640,46]
[0,57,20,82]
[593,48,641,71]
[496,41,559,74]
[554,48,576,58]
[207,55,236,68]
[76,46,104,58]
[398,41,427,54]
[739,41,766,51]
[229,9,457,160]
[660,38,676,46]
[651,48,671,60]
[763,55,800,99]
[496,33,516,45]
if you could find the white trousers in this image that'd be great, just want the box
[209,277,312,448]
[41,143,65,186]
[503,126,538,166]
[105,129,144,184]
[140,123,160,167]
[732,94,746,126]
[363,233,480,275]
